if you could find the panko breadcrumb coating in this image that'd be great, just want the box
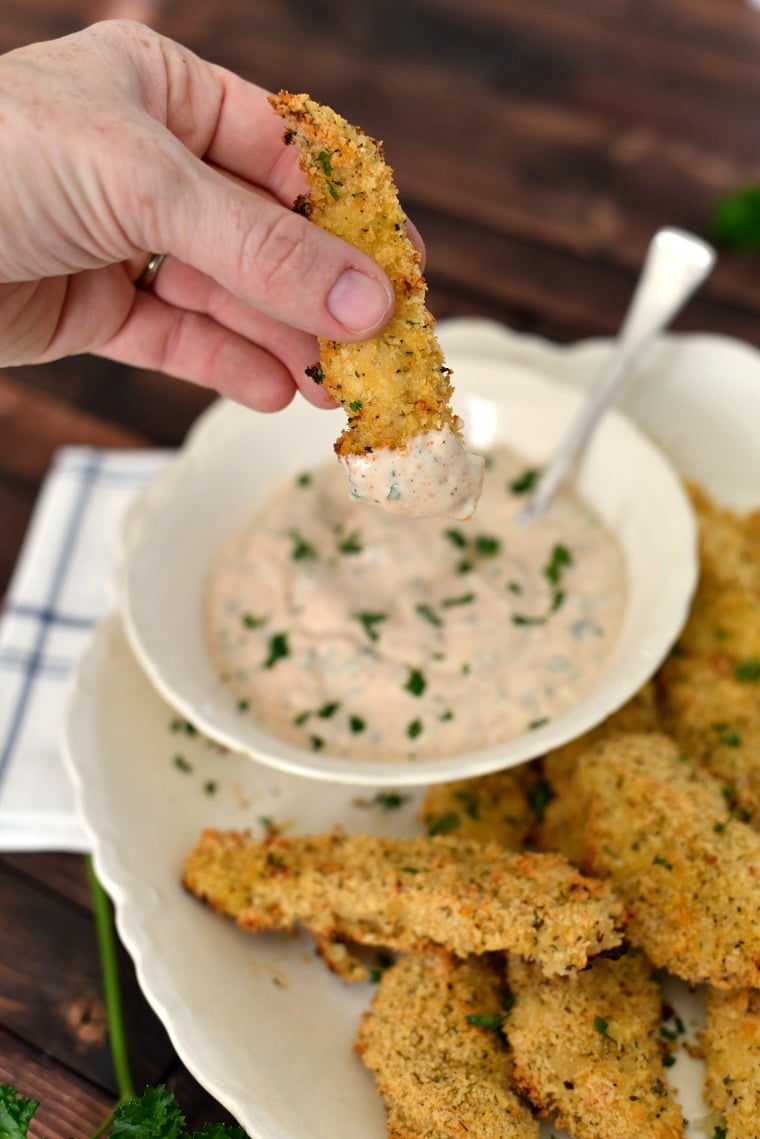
[420,762,541,848]
[356,951,538,1139]
[505,952,684,1138]
[269,92,483,519]
[702,986,760,1138]
[183,829,623,978]
[544,732,760,989]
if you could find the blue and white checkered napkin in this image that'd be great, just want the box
[0,447,170,852]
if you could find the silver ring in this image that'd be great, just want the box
[136,252,167,291]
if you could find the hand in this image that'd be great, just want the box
[0,20,404,411]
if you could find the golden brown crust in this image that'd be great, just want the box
[506,951,684,1138]
[269,91,458,457]
[183,828,623,978]
[356,951,538,1139]
[544,731,760,989]
[702,986,760,1137]
[420,762,541,849]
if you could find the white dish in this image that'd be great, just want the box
[64,614,709,1139]
[64,321,760,1139]
[117,351,697,786]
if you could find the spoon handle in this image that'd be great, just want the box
[520,227,716,523]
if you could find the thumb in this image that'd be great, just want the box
[156,158,395,341]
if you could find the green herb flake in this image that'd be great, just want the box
[662,1053,677,1068]
[426,812,460,836]
[526,779,556,824]
[544,543,574,585]
[653,855,674,871]
[204,780,218,796]
[289,529,317,561]
[407,718,424,740]
[733,657,760,683]
[296,471,313,488]
[444,528,468,548]
[173,755,193,773]
[316,150,340,200]
[348,399,363,412]
[237,698,250,713]
[349,715,366,734]
[336,527,363,555]
[528,717,550,731]
[509,468,540,494]
[441,592,475,608]
[404,667,427,697]
[317,701,341,719]
[310,735,324,751]
[372,791,411,811]
[475,534,501,556]
[305,363,325,385]
[594,1015,609,1036]
[369,951,394,984]
[415,602,443,627]
[465,1014,504,1030]
[263,632,290,669]
[241,612,267,630]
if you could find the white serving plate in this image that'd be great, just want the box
[116,344,697,786]
[63,321,760,1139]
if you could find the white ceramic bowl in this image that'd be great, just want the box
[117,353,697,786]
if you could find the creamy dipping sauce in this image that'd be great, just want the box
[205,448,626,762]
[341,428,485,520]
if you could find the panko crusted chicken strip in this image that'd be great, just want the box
[541,732,760,989]
[269,91,484,520]
[420,762,541,848]
[702,986,760,1138]
[183,829,623,980]
[505,952,684,1139]
[356,951,538,1139]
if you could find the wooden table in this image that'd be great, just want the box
[0,1,758,1134]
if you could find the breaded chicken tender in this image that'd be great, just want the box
[543,732,760,989]
[539,685,661,863]
[420,762,541,848]
[702,986,760,1138]
[356,951,538,1139]
[183,829,623,978]
[505,952,684,1138]
[269,91,483,519]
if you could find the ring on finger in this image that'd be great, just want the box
[135,252,167,291]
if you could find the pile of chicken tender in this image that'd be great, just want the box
[184,485,760,1139]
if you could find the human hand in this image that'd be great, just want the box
[0,20,406,411]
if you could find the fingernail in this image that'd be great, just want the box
[327,269,393,334]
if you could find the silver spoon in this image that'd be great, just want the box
[519,227,716,523]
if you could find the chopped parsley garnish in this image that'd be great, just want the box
[453,790,480,820]
[652,855,674,870]
[204,780,218,796]
[404,667,427,696]
[528,777,556,821]
[262,632,290,669]
[241,612,267,629]
[355,610,388,642]
[317,701,340,718]
[296,471,313,487]
[594,1015,610,1037]
[465,1014,504,1030]
[733,657,760,682]
[662,1053,677,1068]
[289,529,317,561]
[237,698,250,713]
[528,716,549,730]
[372,791,411,811]
[710,184,760,252]
[336,527,363,554]
[544,543,573,585]
[441,592,475,608]
[444,528,468,548]
[316,150,340,200]
[509,467,540,494]
[348,399,363,412]
[369,951,394,984]
[426,812,460,836]
[173,755,193,773]
[305,363,325,384]
[310,735,324,751]
[714,723,742,747]
[415,602,443,627]
[475,534,501,556]
[349,715,366,733]
[407,718,423,739]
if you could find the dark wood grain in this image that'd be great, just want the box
[0,0,758,1132]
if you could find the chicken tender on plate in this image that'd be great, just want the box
[420,762,541,848]
[356,951,538,1139]
[183,829,623,979]
[702,986,760,1138]
[505,951,684,1138]
[269,91,484,520]
[541,732,760,989]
